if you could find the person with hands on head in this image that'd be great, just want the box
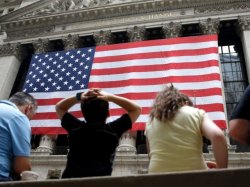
[0,92,37,182]
[55,88,141,178]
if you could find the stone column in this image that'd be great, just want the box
[162,22,182,38]
[32,38,57,155]
[127,26,146,42]
[199,18,220,35]
[0,43,22,99]
[62,34,80,50]
[93,30,112,45]
[238,16,250,82]
[116,131,137,155]
[34,135,57,155]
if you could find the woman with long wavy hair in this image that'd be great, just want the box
[145,85,228,173]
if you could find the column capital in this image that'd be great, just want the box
[199,18,220,35]
[238,16,250,31]
[62,34,80,50]
[162,22,182,38]
[0,42,23,60]
[127,26,146,42]
[33,38,50,54]
[93,30,112,46]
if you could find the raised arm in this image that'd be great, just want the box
[55,90,98,119]
[96,90,141,123]
[201,114,228,168]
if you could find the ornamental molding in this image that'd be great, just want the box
[0,42,23,59]
[21,0,144,18]
[0,0,250,42]
[194,2,250,14]
[62,34,80,50]
[1,0,249,23]
[33,38,51,53]
[199,18,220,34]
[93,30,112,45]
[127,26,146,42]
[238,15,250,31]
[162,22,182,38]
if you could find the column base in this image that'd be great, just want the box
[32,146,53,156]
[208,145,237,153]
[116,144,136,156]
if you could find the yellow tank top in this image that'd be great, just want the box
[145,106,207,173]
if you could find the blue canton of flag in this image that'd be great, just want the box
[23,47,95,93]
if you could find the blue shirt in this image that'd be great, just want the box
[0,100,31,179]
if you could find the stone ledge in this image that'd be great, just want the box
[1,167,250,187]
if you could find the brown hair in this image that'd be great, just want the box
[150,84,193,122]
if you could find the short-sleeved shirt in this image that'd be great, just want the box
[0,100,31,179]
[230,85,250,121]
[61,113,132,178]
[145,106,207,173]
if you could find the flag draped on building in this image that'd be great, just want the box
[22,34,227,135]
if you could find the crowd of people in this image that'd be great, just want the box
[1,84,249,182]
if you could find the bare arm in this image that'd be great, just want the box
[55,90,98,119]
[201,114,228,168]
[55,96,79,120]
[229,119,250,145]
[13,156,31,175]
[96,90,141,123]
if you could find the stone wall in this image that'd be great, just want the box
[30,152,250,180]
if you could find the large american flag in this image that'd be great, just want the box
[23,34,227,134]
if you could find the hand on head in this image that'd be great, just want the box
[81,88,111,101]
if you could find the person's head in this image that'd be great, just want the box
[9,92,37,120]
[150,84,193,122]
[80,98,109,123]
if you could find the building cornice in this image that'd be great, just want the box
[0,0,250,42]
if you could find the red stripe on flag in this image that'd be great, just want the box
[88,74,221,88]
[94,48,218,63]
[96,35,218,51]
[91,61,219,75]
[37,98,62,106]
[32,127,67,135]
[213,120,227,130]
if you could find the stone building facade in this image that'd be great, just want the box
[1,0,250,180]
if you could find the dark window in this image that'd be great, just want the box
[146,27,164,40]
[182,23,202,37]
[79,35,96,48]
[136,130,147,154]
[219,44,248,118]
[112,31,129,44]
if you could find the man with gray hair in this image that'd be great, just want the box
[0,92,37,181]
